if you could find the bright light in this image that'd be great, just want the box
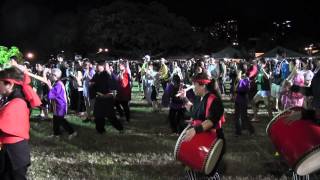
[26,52,34,59]
[97,48,109,54]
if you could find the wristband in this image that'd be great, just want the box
[194,125,204,134]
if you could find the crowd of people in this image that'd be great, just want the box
[0,52,320,179]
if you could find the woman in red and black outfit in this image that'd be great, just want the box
[180,72,225,180]
[115,61,131,122]
[0,67,41,179]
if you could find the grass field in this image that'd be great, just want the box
[27,83,319,180]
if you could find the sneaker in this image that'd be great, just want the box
[48,134,60,139]
[250,118,260,122]
[68,132,78,140]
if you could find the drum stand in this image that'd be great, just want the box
[292,171,310,180]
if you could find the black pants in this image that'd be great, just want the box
[161,80,168,92]
[230,78,236,96]
[76,91,86,113]
[234,102,254,135]
[0,161,28,180]
[53,115,75,135]
[95,115,123,134]
[168,108,186,133]
[0,141,30,180]
[218,77,225,95]
[0,163,28,180]
[69,88,78,111]
[115,100,130,122]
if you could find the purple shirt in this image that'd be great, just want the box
[235,77,250,104]
[48,81,68,116]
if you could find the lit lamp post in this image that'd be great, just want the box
[305,47,312,56]
[97,48,109,54]
[26,52,34,60]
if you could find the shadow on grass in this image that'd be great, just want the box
[30,119,174,154]
[29,157,184,180]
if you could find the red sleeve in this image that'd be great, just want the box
[249,65,258,79]
[121,72,129,88]
[0,98,30,139]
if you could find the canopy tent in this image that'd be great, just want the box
[313,51,320,58]
[212,46,245,59]
[258,46,308,59]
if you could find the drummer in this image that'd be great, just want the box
[179,72,225,180]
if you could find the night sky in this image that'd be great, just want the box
[0,0,319,52]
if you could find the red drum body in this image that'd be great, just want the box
[267,107,320,175]
[174,121,224,174]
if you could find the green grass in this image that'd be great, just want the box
[27,82,318,179]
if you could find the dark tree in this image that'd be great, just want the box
[84,1,196,58]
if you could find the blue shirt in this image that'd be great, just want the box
[280,60,290,80]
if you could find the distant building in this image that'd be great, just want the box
[206,19,239,46]
[272,20,292,42]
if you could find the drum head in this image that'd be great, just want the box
[295,147,320,176]
[204,139,224,175]
[174,125,190,160]
[266,106,302,135]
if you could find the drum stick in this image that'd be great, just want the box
[12,64,49,84]
[176,85,194,97]
[26,71,49,84]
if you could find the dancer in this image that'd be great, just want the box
[45,68,77,139]
[179,73,225,180]
[0,67,41,179]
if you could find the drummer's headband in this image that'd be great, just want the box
[0,73,41,108]
[192,79,211,85]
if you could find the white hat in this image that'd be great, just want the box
[143,55,150,61]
